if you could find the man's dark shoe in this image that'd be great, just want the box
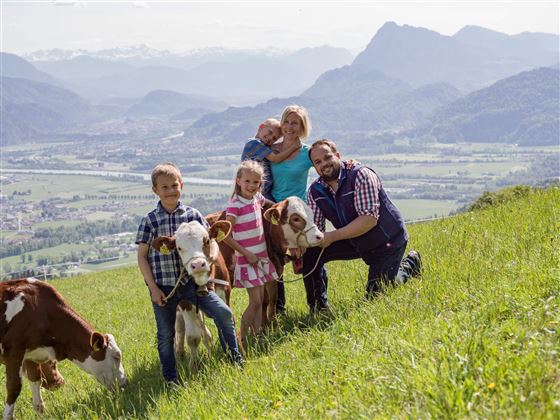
[407,250,422,277]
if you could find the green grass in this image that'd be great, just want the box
[1,187,558,418]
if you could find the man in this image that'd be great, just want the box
[303,139,422,313]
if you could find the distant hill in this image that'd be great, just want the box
[352,22,559,92]
[414,67,559,145]
[125,90,228,118]
[184,60,462,149]
[0,77,95,144]
[300,65,461,130]
[30,46,353,104]
[0,52,59,85]
[33,55,134,80]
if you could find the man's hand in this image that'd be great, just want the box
[148,284,167,307]
[317,231,337,248]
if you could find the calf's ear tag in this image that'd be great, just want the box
[271,215,279,225]
[216,230,226,242]
[160,244,171,255]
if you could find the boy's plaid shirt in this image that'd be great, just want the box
[136,201,209,286]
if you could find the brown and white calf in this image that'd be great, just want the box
[0,278,127,420]
[151,220,232,370]
[209,196,323,325]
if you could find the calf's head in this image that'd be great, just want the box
[263,197,323,248]
[152,221,231,293]
[74,332,127,392]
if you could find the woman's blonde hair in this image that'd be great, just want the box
[232,160,265,198]
[151,162,182,187]
[280,105,311,140]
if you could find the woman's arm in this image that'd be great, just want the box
[266,141,301,163]
[222,215,259,264]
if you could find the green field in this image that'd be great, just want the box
[393,199,460,220]
[1,186,558,418]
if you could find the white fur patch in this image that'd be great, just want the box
[29,380,44,413]
[26,277,39,283]
[3,403,15,420]
[4,293,25,323]
[71,334,127,391]
[25,347,57,363]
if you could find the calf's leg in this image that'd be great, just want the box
[4,352,24,420]
[22,361,45,414]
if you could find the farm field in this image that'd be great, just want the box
[1,187,557,418]
[2,140,558,278]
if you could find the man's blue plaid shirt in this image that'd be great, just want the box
[136,201,209,287]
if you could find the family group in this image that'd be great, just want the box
[135,105,423,386]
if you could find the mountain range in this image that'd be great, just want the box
[1,22,558,148]
[183,23,558,148]
[412,67,559,146]
[27,46,353,104]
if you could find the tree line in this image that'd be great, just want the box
[1,217,141,259]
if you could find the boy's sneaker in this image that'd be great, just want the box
[165,379,182,392]
[407,250,422,277]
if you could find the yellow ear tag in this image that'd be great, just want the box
[160,243,171,255]
[216,230,226,242]
[271,215,279,225]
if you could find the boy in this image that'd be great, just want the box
[136,162,243,387]
[241,118,300,201]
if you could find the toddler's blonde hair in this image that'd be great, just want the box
[255,118,281,138]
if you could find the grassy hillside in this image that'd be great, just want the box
[2,187,558,418]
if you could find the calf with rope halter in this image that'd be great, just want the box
[151,220,241,368]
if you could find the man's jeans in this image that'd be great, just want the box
[302,239,410,311]
[152,281,242,382]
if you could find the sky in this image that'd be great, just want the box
[1,1,559,55]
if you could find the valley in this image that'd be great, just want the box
[1,135,556,279]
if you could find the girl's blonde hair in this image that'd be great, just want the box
[280,105,311,140]
[232,160,265,198]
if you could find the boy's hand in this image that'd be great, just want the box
[149,284,167,307]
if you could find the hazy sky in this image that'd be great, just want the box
[2,1,559,55]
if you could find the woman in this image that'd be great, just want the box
[269,105,315,312]
[270,105,313,202]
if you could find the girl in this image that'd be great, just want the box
[224,160,278,345]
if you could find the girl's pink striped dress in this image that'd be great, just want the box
[226,192,278,288]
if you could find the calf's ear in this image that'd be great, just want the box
[90,332,108,352]
[152,236,176,253]
[264,199,289,225]
[264,208,280,225]
[209,220,231,242]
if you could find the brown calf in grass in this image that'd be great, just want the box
[1,278,127,420]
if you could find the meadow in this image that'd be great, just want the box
[1,186,558,418]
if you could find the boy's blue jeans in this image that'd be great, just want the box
[152,281,242,382]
